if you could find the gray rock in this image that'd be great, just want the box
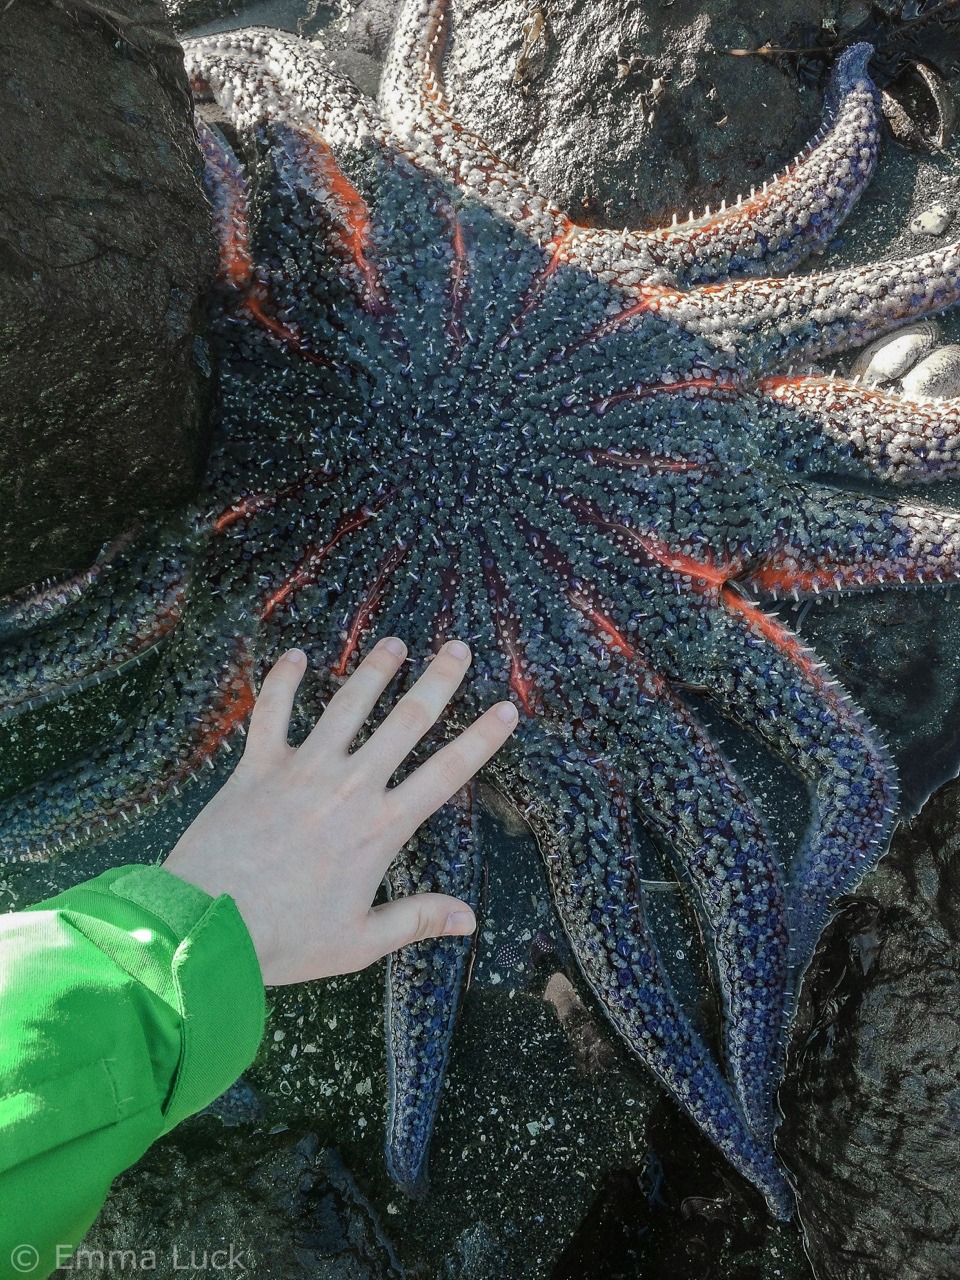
[331,0,830,228]
[0,0,217,597]
[291,0,403,99]
[80,1124,406,1278]
[780,777,960,1280]
[429,0,831,230]
[909,202,952,236]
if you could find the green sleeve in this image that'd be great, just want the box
[0,864,266,1279]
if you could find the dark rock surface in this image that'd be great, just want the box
[781,776,960,1280]
[79,1122,406,1278]
[331,0,960,229]
[335,0,833,229]
[0,0,217,596]
[441,0,836,229]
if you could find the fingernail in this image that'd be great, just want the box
[382,637,406,658]
[285,648,307,664]
[444,909,476,935]
[445,639,470,660]
[496,701,519,724]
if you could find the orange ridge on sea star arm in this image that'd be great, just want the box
[333,542,411,676]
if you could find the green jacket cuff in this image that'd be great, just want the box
[27,864,266,1131]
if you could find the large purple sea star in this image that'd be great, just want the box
[4,0,960,1219]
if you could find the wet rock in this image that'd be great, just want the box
[426,0,831,229]
[909,201,952,236]
[553,1133,810,1280]
[837,0,871,29]
[299,0,402,100]
[900,342,960,398]
[780,775,960,1280]
[333,0,830,228]
[848,321,940,385]
[0,0,217,597]
[201,1074,267,1126]
[79,1122,405,1278]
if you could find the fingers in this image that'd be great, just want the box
[302,636,407,756]
[389,700,518,837]
[365,892,476,961]
[243,648,307,763]
[357,639,473,779]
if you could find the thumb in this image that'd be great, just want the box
[367,893,476,959]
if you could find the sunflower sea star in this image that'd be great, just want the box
[4,0,960,1219]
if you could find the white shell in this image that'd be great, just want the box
[909,203,952,237]
[901,344,960,400]
[849,322,940,386]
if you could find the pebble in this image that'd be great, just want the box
[909,203,951,237]
[849,322,940,386]
[900,344,960,399]
[838,1,871,30]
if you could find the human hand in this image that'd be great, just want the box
[162,637,518,985]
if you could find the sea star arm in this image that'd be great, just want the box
[0,634,256,863]
[195,118,256,296]
[514,527,789,1137]
[754,374,960,484]
[662,239,960,368]
[0,527,140,640]
[188,33,398,334]
[554,503,896,1007]
[378,3,882,293]
[0,523,194,722]
[378,0,570,247]
[570,43,881,288]
[592,652,789,1140]
[384,783,481,1193]
[186,29,381,141]
[741,486,960,601]
[504,728,794,1219]
[682,598,896,1004]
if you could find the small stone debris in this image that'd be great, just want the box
[910,203,951,237]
